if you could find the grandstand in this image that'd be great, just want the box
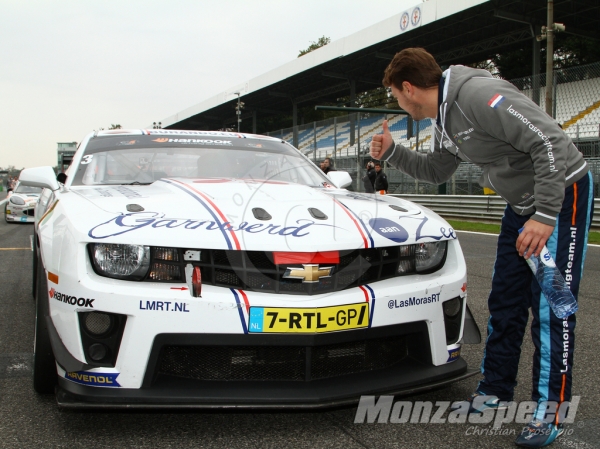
[515,63,600,139]
[272,61,600,155]
[161,0,599,196]
[269,115,434,160]
[263,60,600,197]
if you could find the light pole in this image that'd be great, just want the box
[234,92,244,133]
[536,0,565,118]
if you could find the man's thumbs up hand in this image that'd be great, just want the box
[370,119,393,160]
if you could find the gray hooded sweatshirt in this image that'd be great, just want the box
[382,65,589,227]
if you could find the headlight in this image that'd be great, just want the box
[90,244,150,280]
[415,241,447,273]
[9,196,25,205]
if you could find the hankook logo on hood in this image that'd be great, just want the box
[152,138,232,144]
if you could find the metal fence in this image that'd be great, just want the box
[389,194,600,231]
[388,159,600,198]
[511,61,600,141]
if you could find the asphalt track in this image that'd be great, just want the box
[1,193,598,448]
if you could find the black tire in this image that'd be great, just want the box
[33,254,57,394]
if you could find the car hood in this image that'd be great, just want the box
[68,178,456,251]
[12,192,40,203]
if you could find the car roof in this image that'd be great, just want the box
[93,129,283,142]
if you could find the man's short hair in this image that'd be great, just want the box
[383,48,442,91]
[374,162,381,167]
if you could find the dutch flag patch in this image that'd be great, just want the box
[488,94,505,108]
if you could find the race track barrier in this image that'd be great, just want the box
[389,194,600,232]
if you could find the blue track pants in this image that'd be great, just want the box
[477,172,594,419]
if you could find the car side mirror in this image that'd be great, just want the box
[18,166,60,191]
[327,171,352,189]
[57,173,67,184]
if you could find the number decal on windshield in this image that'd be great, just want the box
[81,155,93,165]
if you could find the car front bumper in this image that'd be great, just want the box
[5,206,35,222]
[55,322,477,409]
[46,238,474,408]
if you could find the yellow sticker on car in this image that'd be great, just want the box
[248,303,369,333]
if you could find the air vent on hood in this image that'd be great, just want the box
[127,204,145,212]
[308,208,328,220]
[389,205,408,212]
[252,208,272,221]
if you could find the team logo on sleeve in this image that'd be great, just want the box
[488,94,505,108]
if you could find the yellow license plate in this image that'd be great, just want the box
[248,303,369,333]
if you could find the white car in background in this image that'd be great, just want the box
[5,181,42,223]
[19,129,479,409]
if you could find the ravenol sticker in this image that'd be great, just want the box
[64,371,121,387]
[368,218,409,243]
[488,94,505,108]
[447,347,461,363]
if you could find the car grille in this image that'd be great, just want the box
[146,246,420,295]
[157,335,408,381]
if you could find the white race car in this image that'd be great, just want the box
[20,129,479,408]
[5,181,42,223]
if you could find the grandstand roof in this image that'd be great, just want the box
[162,0,600,132]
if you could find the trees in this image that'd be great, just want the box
[0,165,22,177]
[298,36,331,57]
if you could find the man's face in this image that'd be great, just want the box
[323,159,330,168]
[375,165,381,172]
[320,161,325,169]
[391,83,429,121]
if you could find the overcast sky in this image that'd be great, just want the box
[0,0,415,169]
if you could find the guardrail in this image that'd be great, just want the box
[389,194,600,231]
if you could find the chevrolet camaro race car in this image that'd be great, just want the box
[20,129,480,409]
[5,181,41,223]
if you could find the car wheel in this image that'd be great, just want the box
[33,254,57,394]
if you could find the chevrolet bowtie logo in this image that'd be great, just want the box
[283,264,333,283]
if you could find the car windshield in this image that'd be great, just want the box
[71,134,331,187]
[15,184,42,194]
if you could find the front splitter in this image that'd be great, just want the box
[56,362,478,410]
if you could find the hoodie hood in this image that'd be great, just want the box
[434,65,494,154]
[441,65,493,106]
